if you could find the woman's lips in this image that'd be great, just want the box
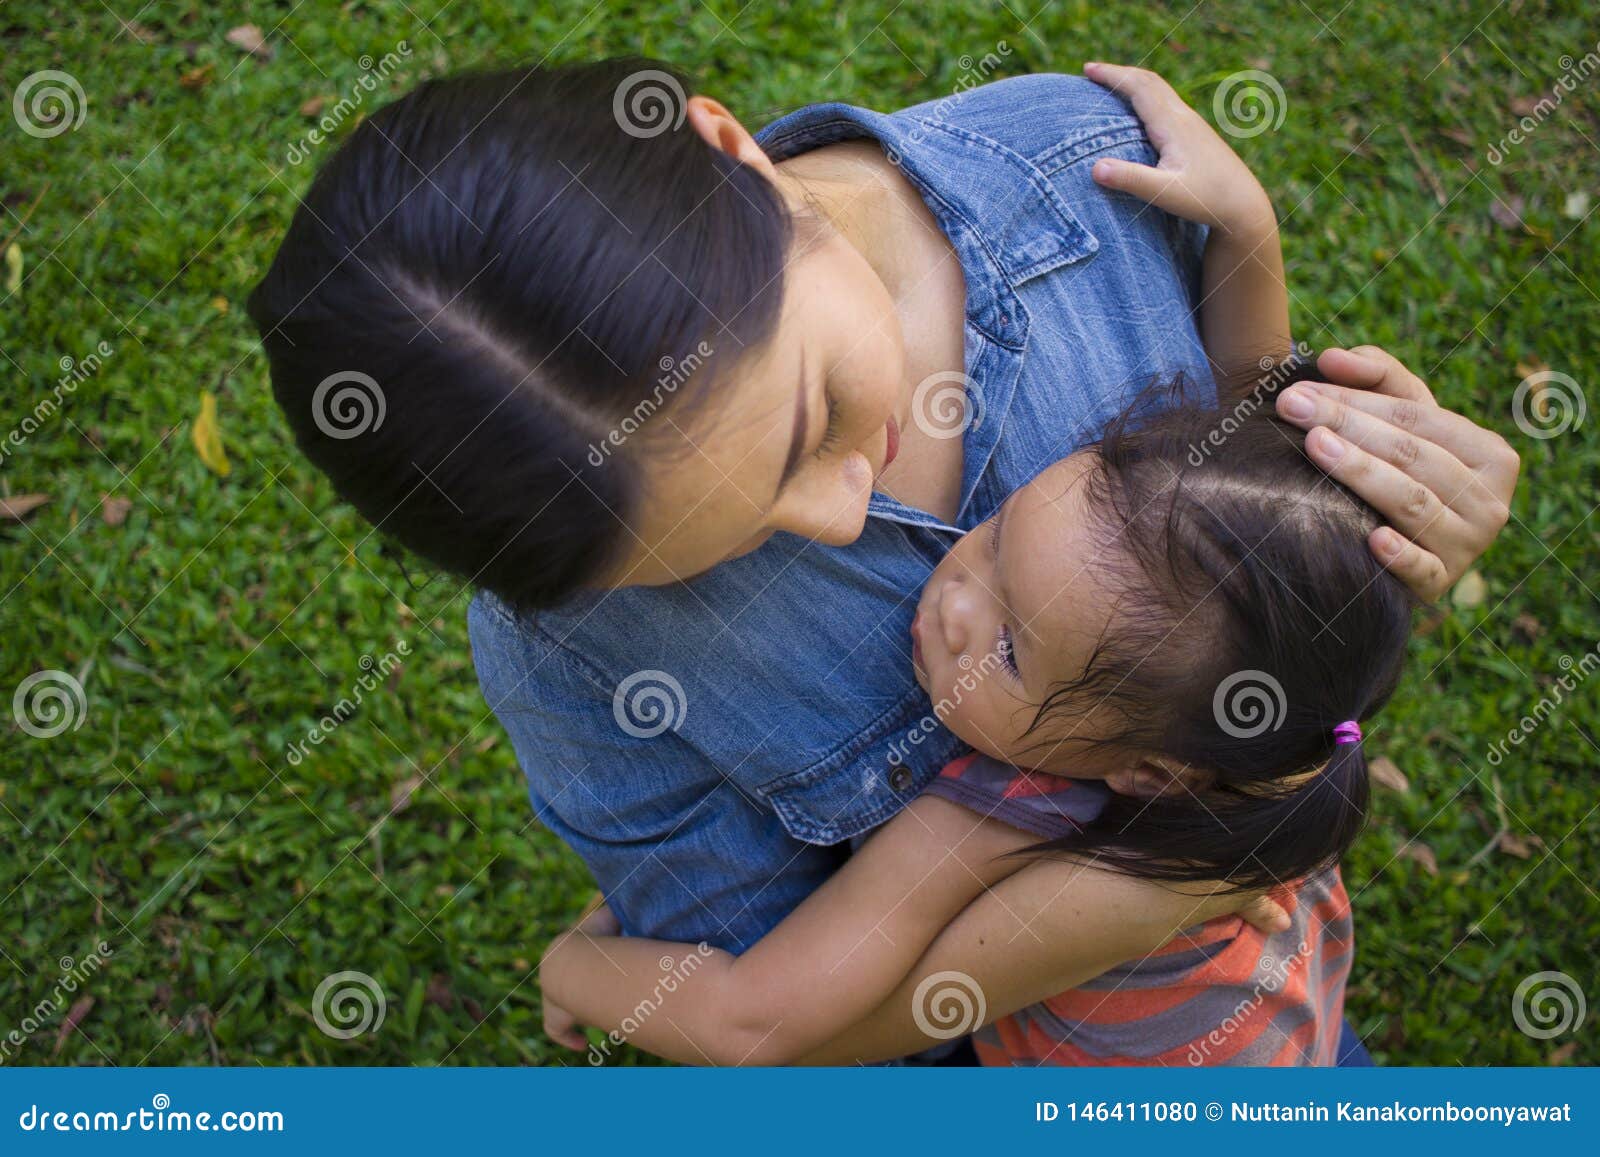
[882,416,900,471]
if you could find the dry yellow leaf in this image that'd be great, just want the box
[1451,569,1488,609]
[4,242,21,296]
[192,390,231,476]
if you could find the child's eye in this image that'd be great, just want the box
[996,623,1020,678]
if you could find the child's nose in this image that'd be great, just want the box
[938,574,972,657]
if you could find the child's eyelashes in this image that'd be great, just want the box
[996,623,1020,678]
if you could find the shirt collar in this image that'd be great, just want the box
[755,100,1097,289]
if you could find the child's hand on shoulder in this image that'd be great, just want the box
[1084,61,1275,240]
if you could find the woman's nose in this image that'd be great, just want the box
[938,574,972,657]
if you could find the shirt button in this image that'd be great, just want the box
[889,766,914,792]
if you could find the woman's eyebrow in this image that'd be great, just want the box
[775,347,810,499]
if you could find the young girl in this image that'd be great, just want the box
[537,64,1412,1066]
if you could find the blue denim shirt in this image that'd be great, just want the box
[470,74,1211,952]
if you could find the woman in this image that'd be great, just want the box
[248,59,1517,991]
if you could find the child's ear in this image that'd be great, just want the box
[1106,757,1213,799]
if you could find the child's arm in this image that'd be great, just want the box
[541,800,1291,1065]
[538,796,1036,1066]
[1084,61,1292,385]
[797,857,1267,1065]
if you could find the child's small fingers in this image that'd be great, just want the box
[1092,157,1180,204]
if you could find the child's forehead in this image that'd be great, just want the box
[1004,453,1123,679]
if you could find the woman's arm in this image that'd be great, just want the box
[797,857,1251,1065]
[1083,61,1291,383]
[539,796,1036,1066]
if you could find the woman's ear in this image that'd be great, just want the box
[1106,757,1213,799]
[685,95,779,180]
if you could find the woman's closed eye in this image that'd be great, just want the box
[813,406,844,458]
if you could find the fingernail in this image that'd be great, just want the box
[1092,158,1116,181]
[1316,429,1347,460]
[1280,387,1315,420]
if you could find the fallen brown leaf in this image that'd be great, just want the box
[1511,613,1545,643]
[300,96,327,118]
[100,495,132,526]
[1489,194,1526,231]
[1368,756,1410,794]
[179,63,214,90]
[424,972,455,1012]
[389,773,423,813]
[1497,832,1533,859]
[52,996,94,1055]
[0,493,50,521]
[1398,841,1438,876]
[226,24,274,60]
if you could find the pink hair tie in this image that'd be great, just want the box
[1333,720,1363,745]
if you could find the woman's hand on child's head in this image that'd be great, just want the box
[1083,62,1274,238]
[1277,346,1520,601]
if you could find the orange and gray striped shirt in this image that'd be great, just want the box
[923,752,1353,1067]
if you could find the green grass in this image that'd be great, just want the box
[2,1,1596,1066]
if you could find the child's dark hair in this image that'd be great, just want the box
[247,59,792,612]
[1029,357,1414,889]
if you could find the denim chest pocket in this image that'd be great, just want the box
[760,681,966,845]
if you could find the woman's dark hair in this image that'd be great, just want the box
[1029,356,1414,889]
[247,59,792,611]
